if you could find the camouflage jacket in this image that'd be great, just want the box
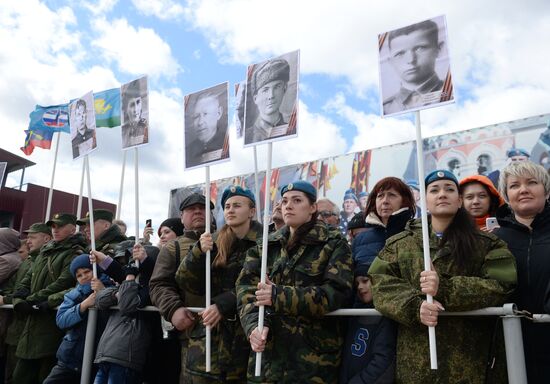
[236,221,353,383]
[14,233,87,359]
[175,221,263,381]
[368,219,517,383]
[92,224,127,258]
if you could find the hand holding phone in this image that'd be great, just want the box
[485,217,499,231]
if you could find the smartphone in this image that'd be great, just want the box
[145,219,152,228]
[485,217,499,231]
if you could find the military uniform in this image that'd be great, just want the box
[236,221,353,383]
[176,221,263,383]
[12,231,86,384]
[368,219,517,383]
[121,118,148,148]
[245,113,287,145]
[383,74,444,115]
[186,125,226,168]
[93,224,127,257]
[71,127,96,158]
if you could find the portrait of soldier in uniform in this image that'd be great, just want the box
[244,50,299,146]
[379,16,454,116]
[121,76,149,149]
[70,93,97,160]
[184,82,229,169]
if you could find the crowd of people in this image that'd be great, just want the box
[0,159,549,383]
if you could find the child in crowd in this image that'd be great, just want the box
[43,254,112,384]
[340,264,396,384]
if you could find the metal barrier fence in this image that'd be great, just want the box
[2,303,548,384]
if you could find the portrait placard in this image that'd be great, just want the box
[121,76,149,149]
[184,82,230,170]
[244,50,299,147]
[378,15,454,117]
[69,91,97,160]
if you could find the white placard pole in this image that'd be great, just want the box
[253,146,261,222]
[84,156,98,278]
[414,111,438,369]
[134,148,140,268]
[44,132,61,222]
[255,142,272,376]
[205,166,212,372]
[116,151,127,220]
[76,159,86,232]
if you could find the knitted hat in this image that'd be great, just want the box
[459,175,505,207]
[354,263,371,279]
[347,212,366,231]
[158,218,184,237]
[70,254,93,278]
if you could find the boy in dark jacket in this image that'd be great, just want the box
[93,246,158,384]
[43,254,111,383]
[340,264,396,384]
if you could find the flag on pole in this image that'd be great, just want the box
[94,88,121,128]
[28,104,70,134]
[20,128,54,155]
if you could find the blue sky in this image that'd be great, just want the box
[2,0,550,237]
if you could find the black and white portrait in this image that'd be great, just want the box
[244,50,299,146]
[184,82,229,169]
[378,15,454,117]
[121,76,149,149]
[234,81,246,139]
[69,91,97,160]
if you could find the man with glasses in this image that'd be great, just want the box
[316,198,340,228]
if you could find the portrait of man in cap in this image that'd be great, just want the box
[184,82,229,169]
[70,92,97,160]
[244,50,299,146]
[121,76,149,149]
[379,15,454,116]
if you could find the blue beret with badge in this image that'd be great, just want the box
[506,148,530,158]
[424,170,459,188]
[221,185,256,208]
[281,180,317,201]
[343,188,359,203]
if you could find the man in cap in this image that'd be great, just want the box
[1,223,52,382]
[12,214,87,384]
[245,58,290,144]
[149,192,214,382]
[77,209,126,259]
[487,148,531,188]
[383,19,446,115]
[338,189,360,237]
[186,91,227,168]
[121,80,148,148]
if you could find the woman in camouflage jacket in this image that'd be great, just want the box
[176,186,262,383]
[369,170,517,383]
[237,181,354,383]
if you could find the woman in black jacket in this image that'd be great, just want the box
[494,161,550,384]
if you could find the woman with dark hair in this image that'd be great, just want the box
[493,161,550,383]
[352,177,416,267]
[459,175,504,231]
[176,186,262,382]
[237,180,353,383]
[369,170,517,383]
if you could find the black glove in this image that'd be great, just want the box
[13,301,34,315]
[12,288,30,299]
[32,301,50,312]
[123,263,140,277]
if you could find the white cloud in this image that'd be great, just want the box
[131,0,185,20]
[91,17,181,78]
[83,0,119,15]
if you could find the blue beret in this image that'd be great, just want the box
[70,254,93,278]
[343,188,358,203]
[424,170,459,188]
[506,148,530,158]
[281,180,317,200]
[358,191,369,198]
[221,186,256,208]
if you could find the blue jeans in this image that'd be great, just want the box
[93,362,141,384]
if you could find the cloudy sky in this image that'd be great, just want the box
[2,0,550,238]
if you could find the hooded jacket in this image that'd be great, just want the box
[459,175,505,230]
[0,228,22,284]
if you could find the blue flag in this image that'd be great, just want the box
[28,104,70,134]
[94,88,121,128]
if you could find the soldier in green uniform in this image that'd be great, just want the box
[237,180,354,383]
[176,186,262,383]
[12,214,86,384]
[1,223,51,384]
[368,170,517,383]
[77,209,127,258]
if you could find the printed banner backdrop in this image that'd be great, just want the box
[69,91,97,160]
[170,113,550,236]
[243,50,300,147]
[184,82,230,170]
[378,15,454,117]
[121,76,149,150]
